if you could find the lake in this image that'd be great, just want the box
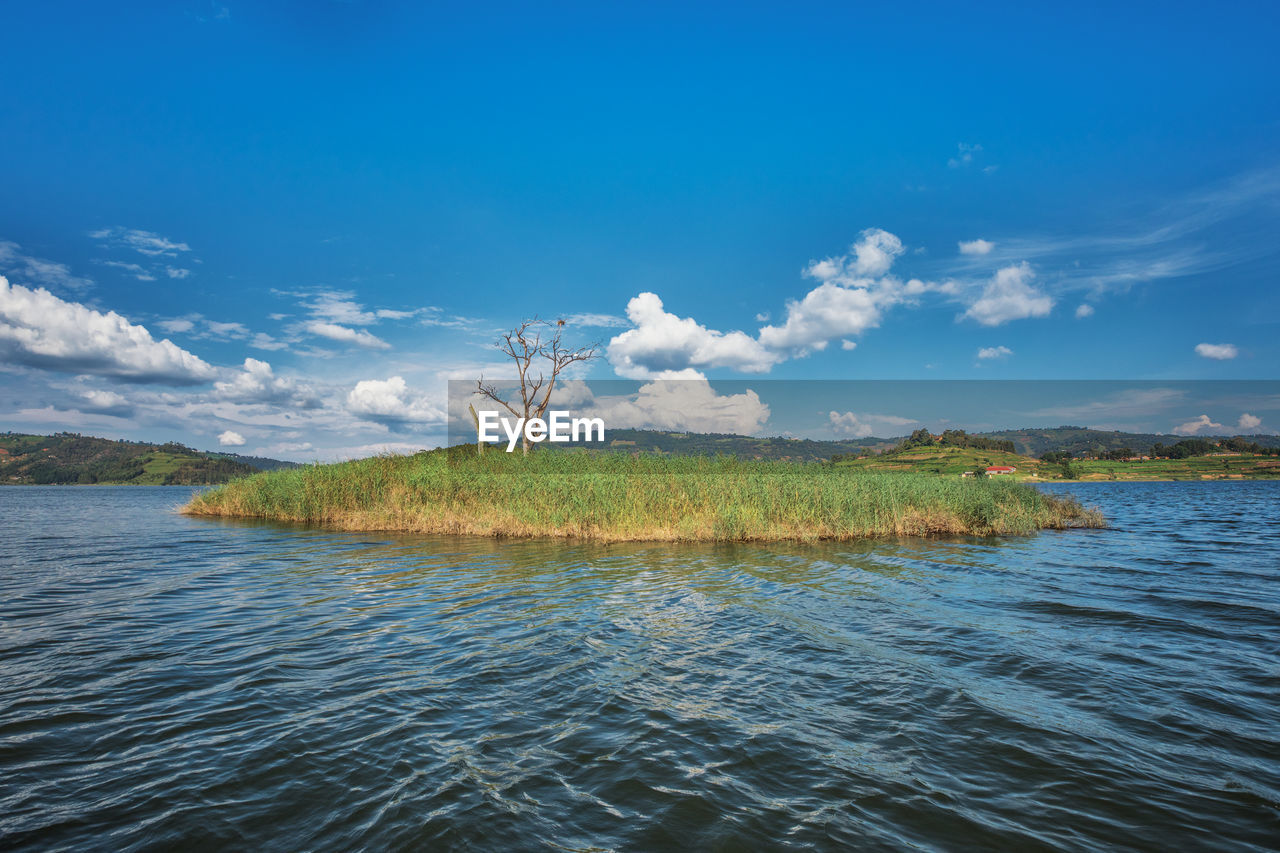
[1,483,1277,850]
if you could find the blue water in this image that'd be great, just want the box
[0,483,1277,850]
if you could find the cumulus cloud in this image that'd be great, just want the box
[347,376,445,426]
[829,410,872,438]
[1075,304,1095,318]
[214,358,318,407]
[305,321,390,349]
[75,389,134,418]
[218,430,246,447]
[841,340,857,351]
[958,239,995,256]
[606,229,953,373]
[962,262,1054,326]
[583,378,771,435]
[607,293,778,378]
[758,282,887,353]
[1195,342,1238,360]
[977,345,1013,360]
[757,229,926,354]
[1237,413,1261,431]
[1173,414,1224,436]
[0,276,216,384]
[811,227,905,278]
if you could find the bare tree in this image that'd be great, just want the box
[477,318,599,455]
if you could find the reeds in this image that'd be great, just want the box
[181,449,1104,541]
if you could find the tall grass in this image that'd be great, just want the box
[182,449,1104,541]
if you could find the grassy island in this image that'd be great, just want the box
[182,449,1103,542]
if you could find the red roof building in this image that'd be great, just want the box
[985,465,1017,475]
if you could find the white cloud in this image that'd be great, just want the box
[0,276,216,384]
[102,260,157,281]
[829,411,872,438]
[828,410,917,438]
[305,321,390,349]
[607,292,778,378]
[813,228,904,278]
[562,312,629,328]
[1023,388,1185,422]
[1237,413,1262,431]
[759,282,887,353]
[214,358,317,407]
[958,239,994,256]
[1195,342,1238,360]
[165,267,191,279]
[841,339,857,351]
[206,320,249,339]
[1173,414,1224,436]
[605,229,949,373]
[0,241,93,292]
[962,262,1053,326]
[1075,303,1095,318]
[948,142,983,168]
[218,430,246,447]
[419,307,482,329]
[977,345,1013,360]
[91,227,191,257]
[158,317,197,334]
[347,376,445,426]
[304,292,380,326]
[583,378,771,435]
[759,229,948,355]
[76,389,134,417]
[250,332,288,351]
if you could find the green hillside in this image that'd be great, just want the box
[562,428,893,461]
[0,432,298,485]
[834,444,1280,481]
[982,426,1280,457]
[553,426,1280,463]
[835,446,1038,476]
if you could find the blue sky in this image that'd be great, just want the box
[2,1,1278,458]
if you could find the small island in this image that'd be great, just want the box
[181,447,1103,542]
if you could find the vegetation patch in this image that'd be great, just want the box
[182,448,1103,542]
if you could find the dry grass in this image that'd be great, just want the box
[182,448,1104,542]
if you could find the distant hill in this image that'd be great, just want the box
[978,426,1280,456]
[0,432,300,485]
[558,428,894,462]
[545,425,1280,461]
[207,451,300,472]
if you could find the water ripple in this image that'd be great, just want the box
[0,483,1278,850]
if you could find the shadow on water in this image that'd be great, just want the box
[0,483,1277,851]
